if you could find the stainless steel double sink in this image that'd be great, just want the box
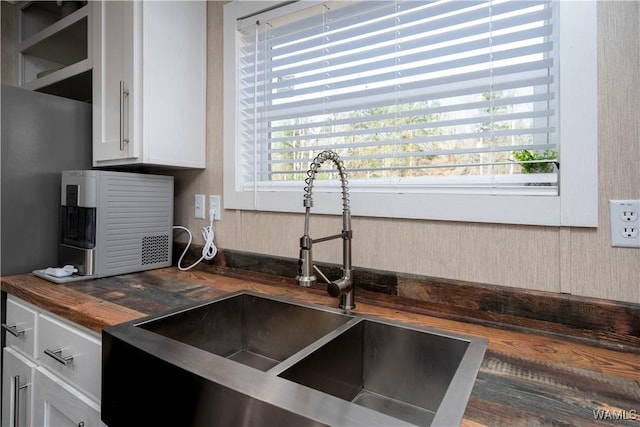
[102,291,487,426]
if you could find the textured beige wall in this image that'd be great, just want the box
[178,2,640,304]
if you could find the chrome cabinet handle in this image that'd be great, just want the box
[1,323,25,337]
[119,80,130,151]
[44,348,74,366]
[13,375,28,427]
[13,375,19,427]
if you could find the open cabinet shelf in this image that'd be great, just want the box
[18,1,91,101]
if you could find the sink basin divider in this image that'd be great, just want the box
[266,316,361,375]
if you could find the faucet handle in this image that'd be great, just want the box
[327,281,343,298]
[327,270,353,298]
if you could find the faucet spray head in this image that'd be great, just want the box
[296,235,316,287]
[296,248,316,287]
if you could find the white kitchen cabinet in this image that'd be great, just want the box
[1,295,104,427]
[1,348,35,427]
[92,0,207,168]
[17,1,92,101]
[32,368,103,427]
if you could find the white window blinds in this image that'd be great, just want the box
[236,0,558,195]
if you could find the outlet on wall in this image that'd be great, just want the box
[195,194,206,219]
[210,195,221,221]
[610,200,640,248]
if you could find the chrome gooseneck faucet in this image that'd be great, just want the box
[296,150,354,310]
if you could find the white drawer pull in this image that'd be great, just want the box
[44,348,74,366]
[1,323,25,337]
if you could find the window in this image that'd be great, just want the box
[223,0,597,226]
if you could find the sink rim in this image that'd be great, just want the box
[104,290,488,426]
[131,289,355,329]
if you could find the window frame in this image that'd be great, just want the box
[223,0,597,227]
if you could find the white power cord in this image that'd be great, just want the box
[173,210,217,271]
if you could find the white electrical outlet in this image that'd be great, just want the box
[195,194,206,219]
[610,200,640,248]
[620,209,638,222]
[210,195,221,221]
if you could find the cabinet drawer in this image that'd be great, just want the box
[3,296,37,359]
[38,314,101,401]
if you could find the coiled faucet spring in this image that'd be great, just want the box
[303,150,350,211]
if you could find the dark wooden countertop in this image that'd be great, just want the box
[2,268,639,426]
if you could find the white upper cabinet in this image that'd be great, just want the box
[92,1,207,168]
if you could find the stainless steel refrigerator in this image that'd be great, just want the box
[1,85,92,276]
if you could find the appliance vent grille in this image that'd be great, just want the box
[141,235,170,265]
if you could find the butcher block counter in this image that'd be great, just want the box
[2,268,639,426]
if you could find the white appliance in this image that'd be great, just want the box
[58,170,174,278]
